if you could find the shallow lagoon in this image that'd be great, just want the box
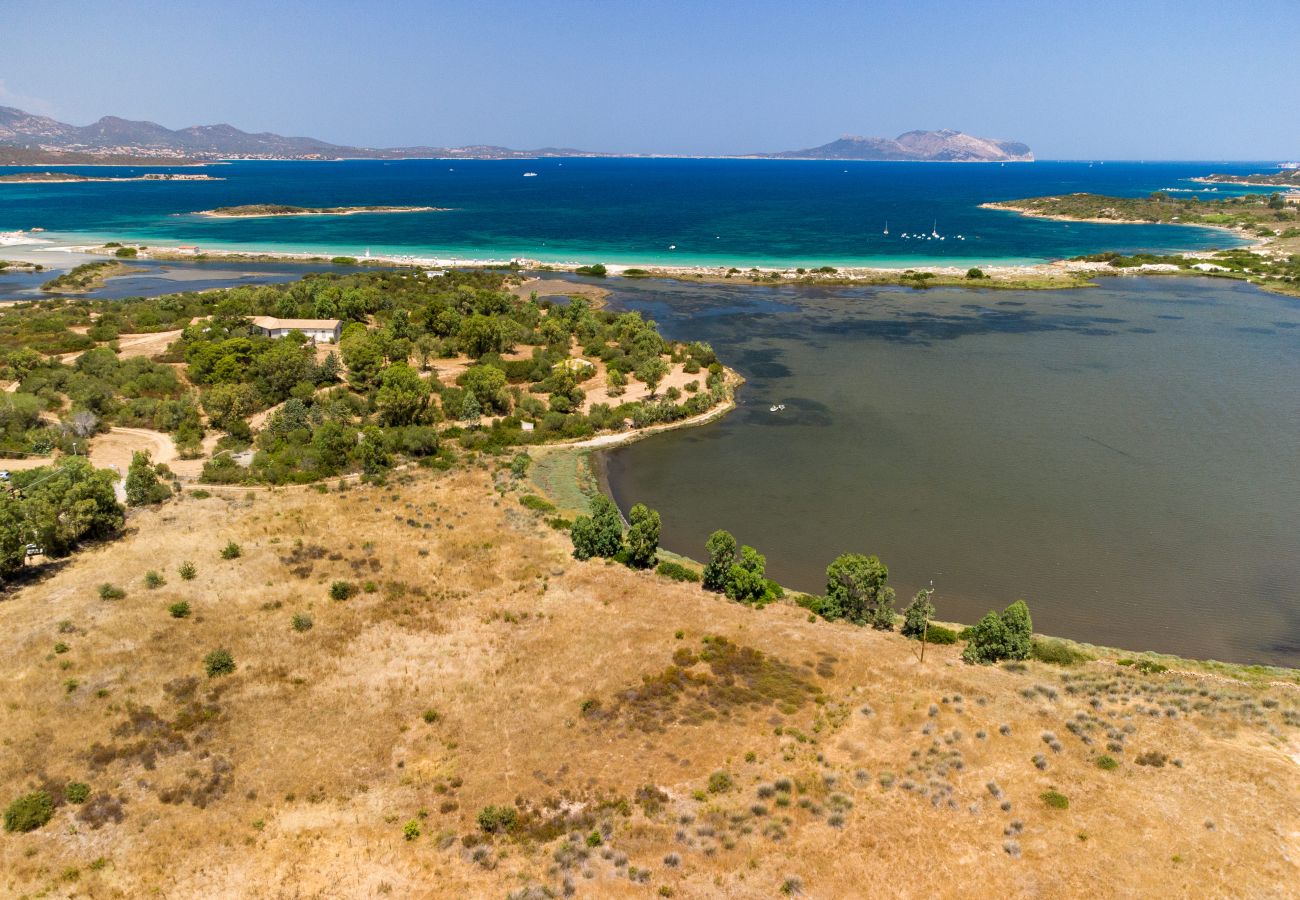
[600,276,1300,666]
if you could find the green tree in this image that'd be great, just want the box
[823,553,892,626]
[459,314,517,358]
[340,330,385,391]
[252,336,315,402]
[570,495,623,560]
[358,425,390,476]
[375,363,430,425]
[962,600,1033,664]
[0,493,28,579]
[635,357,670,397]
[125,451,171,507]
[202,383,258,432]
[459,390,482,426]
[625,502,661,568]
[317,351,342,383]
[901,588,935,639]
[311,420,355,471]
[725,545,768,602]
[20,459,124,557]
[459,364,509,413]
[702,529,736,592]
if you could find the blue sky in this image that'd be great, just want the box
[3,0,1297,159]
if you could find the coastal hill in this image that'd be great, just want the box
[758,129,1033,162]
[0,467,1295,896]
[1,106,1031,163]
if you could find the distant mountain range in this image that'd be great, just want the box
[0,106,1031,163]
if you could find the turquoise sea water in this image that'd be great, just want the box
[0,158,1267,267]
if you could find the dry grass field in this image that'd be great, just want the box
[0,464,1297,899]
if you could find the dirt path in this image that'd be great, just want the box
[55,327,184,364]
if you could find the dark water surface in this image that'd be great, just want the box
[600,276,1300,666]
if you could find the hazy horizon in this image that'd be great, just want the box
[3,0,1298,160]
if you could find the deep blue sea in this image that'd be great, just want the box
[0,158,1273,267]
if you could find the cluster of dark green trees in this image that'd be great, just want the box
[569,495,661,569]
[0,458,124,580]
[567,503,1036,665]
[700,530,783,603]
[0,269,732,486]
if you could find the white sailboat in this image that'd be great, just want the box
[883,220,889,235]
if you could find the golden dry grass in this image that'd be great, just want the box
[0,465,1297,899]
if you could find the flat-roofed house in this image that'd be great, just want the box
[249,316,343,344]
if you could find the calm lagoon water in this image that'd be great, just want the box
[600,276,1300,666]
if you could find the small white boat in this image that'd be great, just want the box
[883,220,889,235]
[769,403,786,412]
[523,172,538,177]
[669,244,676,250]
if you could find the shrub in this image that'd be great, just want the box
[477,804,517,834]
[422,709,440,724]
[518,494,555,513]
[656,561,700,583]
[203,648,236,677]
[144,570,166,589]
[403,820,421,841]
[168,601,192,619]
[178,561,197,581]
[924,624,959,645]
[707,771,733,794]
[98,583,126,601]
[330,580,357,601]
[1134,660,1168,675]
[291,613,313,632]
[1096,755,1119,771]
[966,267,985,279]
[220,541,242,559]
[65,783,90,804]
[1135,751,1168,768]
[4,791,54,832]
[1031,638,1091,665]
[1040,790,1070,810]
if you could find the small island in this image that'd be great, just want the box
[40,260,143,293]
[194,204,444,218]
[0,171,221,184]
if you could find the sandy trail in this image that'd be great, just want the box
[56,328,184,364]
